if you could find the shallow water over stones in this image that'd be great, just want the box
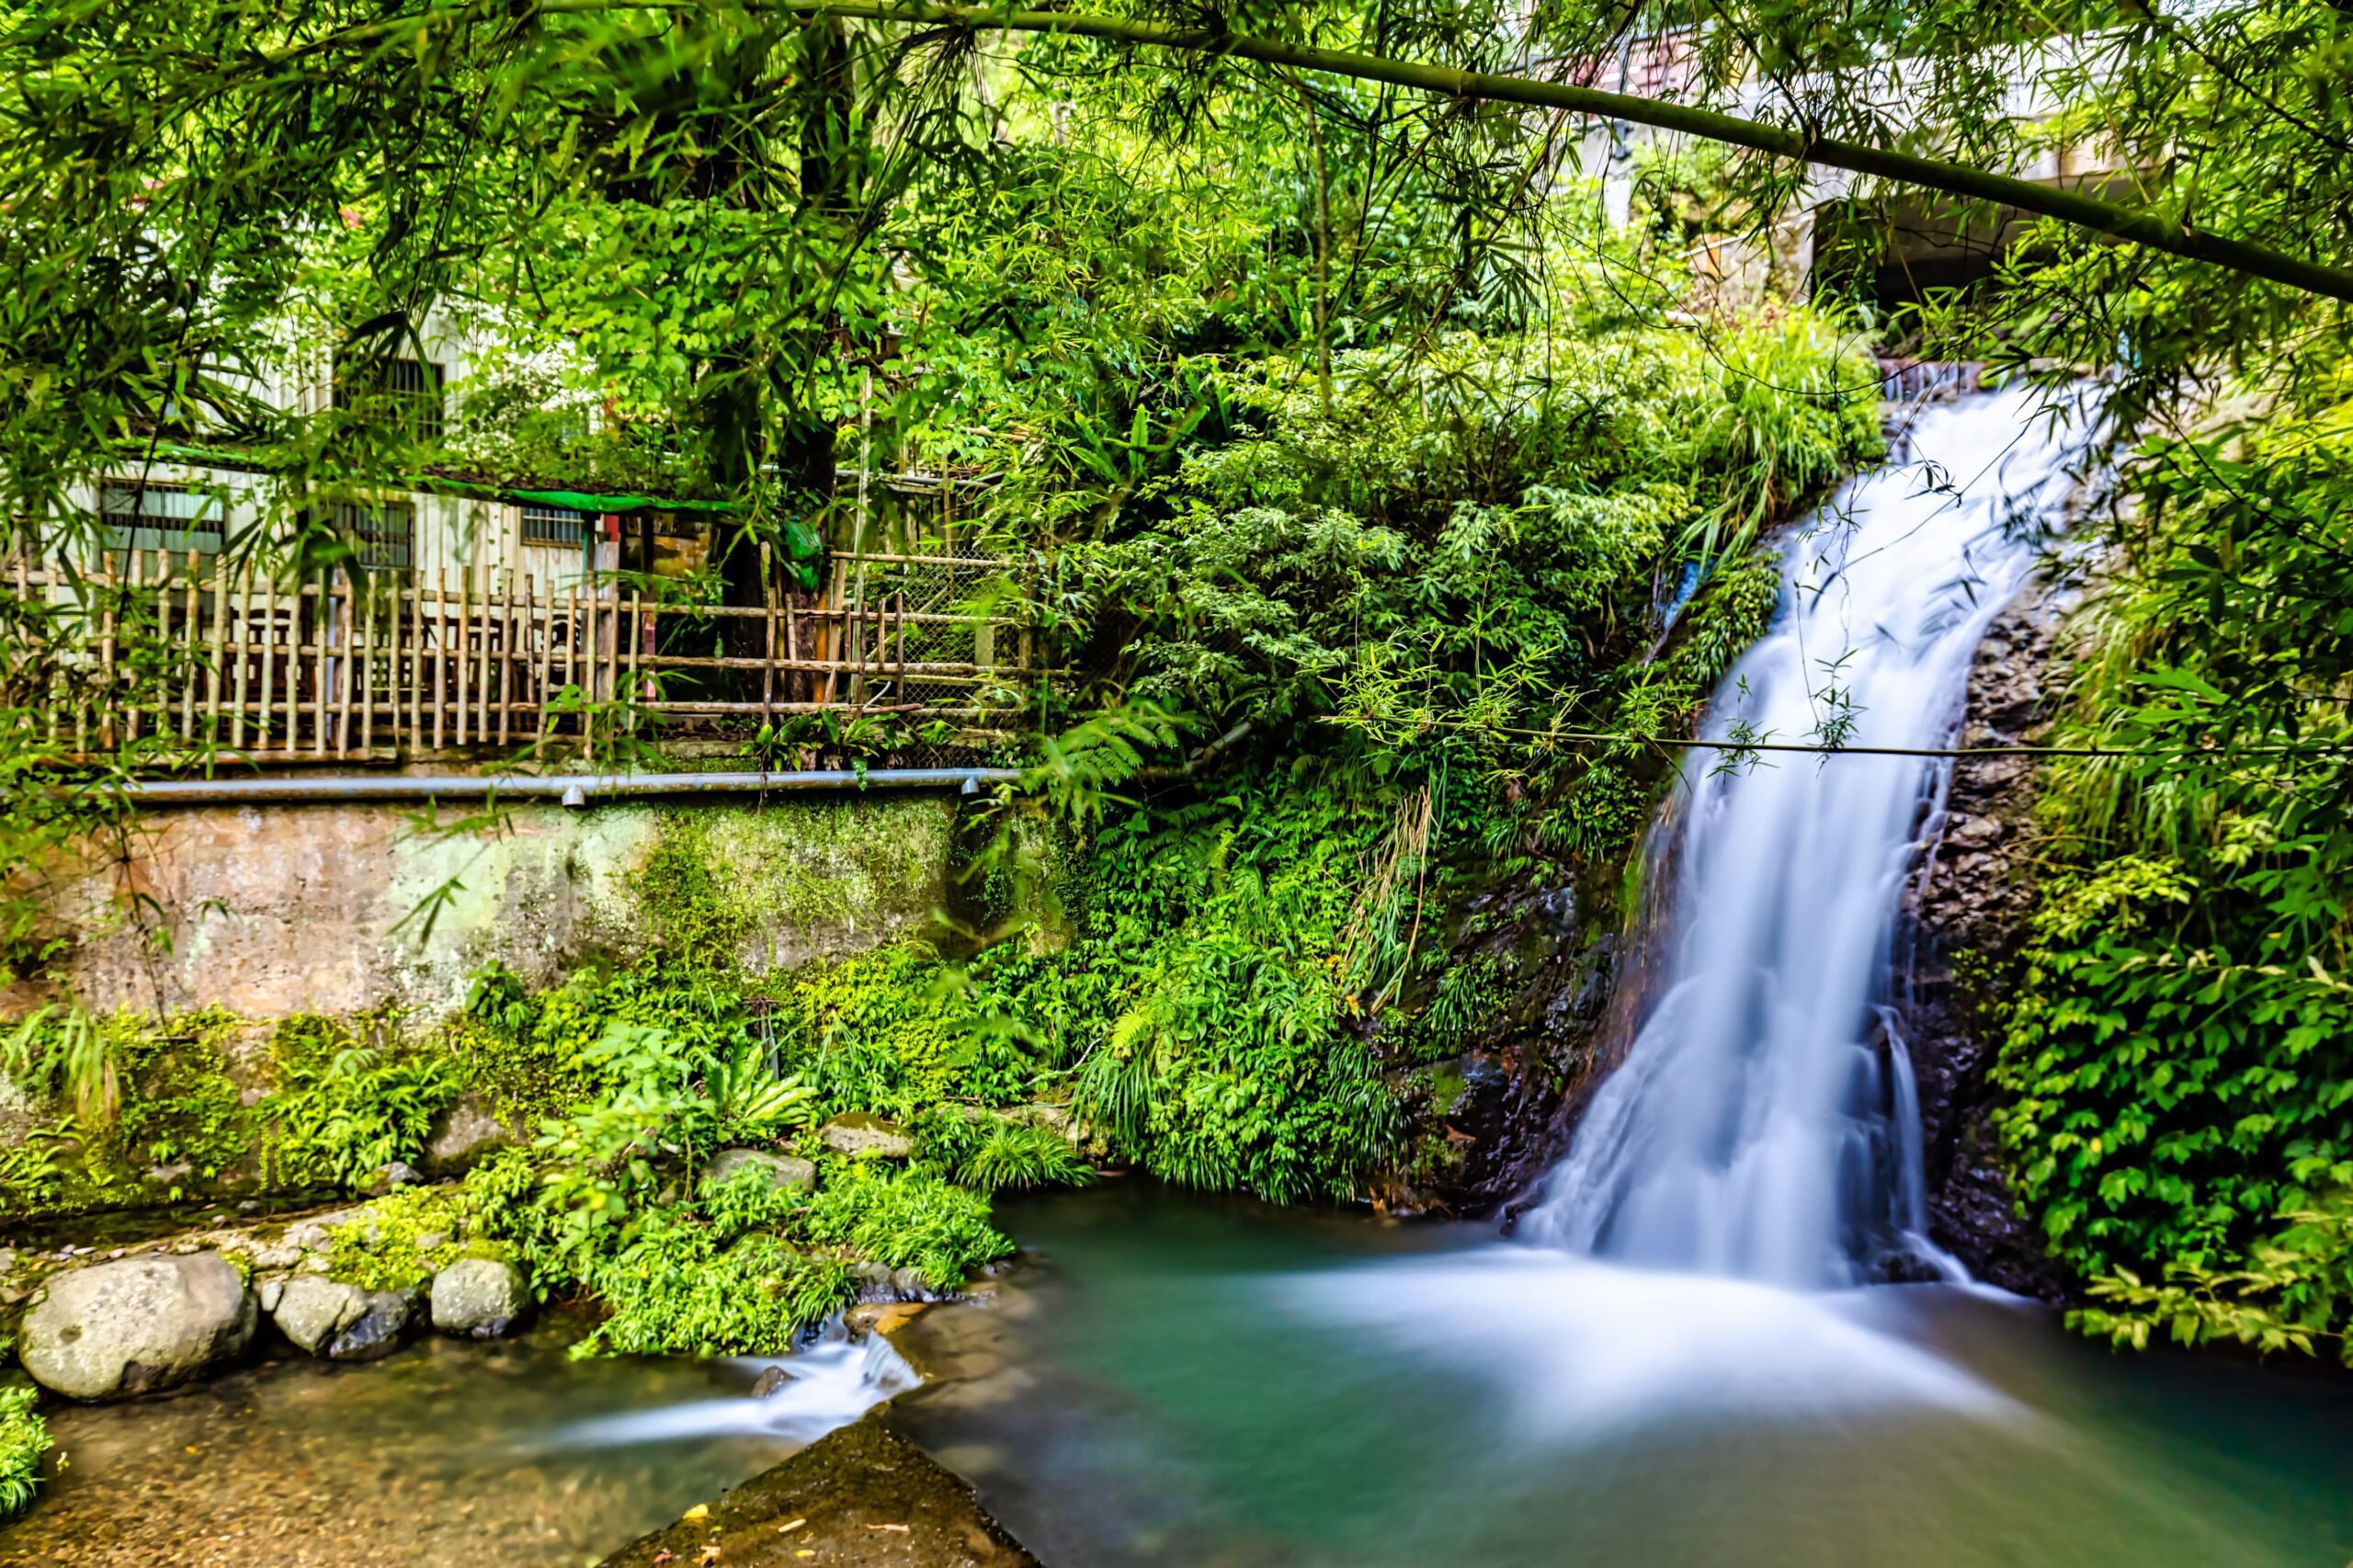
[0,1311,866,1568]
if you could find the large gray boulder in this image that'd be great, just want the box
[702,1148,817,1196]
[429,1257,530,1339]
[272,1276,418,1359]
[820,1114,915,1161]
[18,1252,256,1401]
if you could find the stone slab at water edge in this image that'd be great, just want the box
[16,1252,256,1401]
[598,1415,1040,1568]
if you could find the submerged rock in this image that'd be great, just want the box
[702,1147,818,1195]
[597,1415,1040,1567]
[273,1275,418,1358]
[820,1114,915,1160]
[429,1257,530,1338]
[18,1251,256,1401]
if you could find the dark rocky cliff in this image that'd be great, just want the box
[1894,585,2075,1301]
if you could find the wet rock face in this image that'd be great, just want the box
[1894,587,2074,1301]
[821,1114,916,1161]
[702,1147,819,1195]
[1395,883,1622,1217]
[17,1251,257,1400]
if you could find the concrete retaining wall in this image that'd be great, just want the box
[24,795,961,1019]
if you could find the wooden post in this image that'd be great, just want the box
[179,548,200,743]
[498,566,516,749]
[530,574,551,761]
[360,575,378,756]
[106,550,127,747]
[204,553,227,745]
[626,587,644,734]
[231,562,253,749]
[456,558,473,748]
[475,561,494,747]
[603,581,621,741]
[760,542,777,724]
[256,571,277,752]
[405,574,423,756]
[313,569,331,758]
[336,572,357,758]
[431,567,448,753]
[573,576,590,761]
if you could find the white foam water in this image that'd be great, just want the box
[1288,386,2097,1430]
[1518,385,2093,1288]
[522,1323,918,1451]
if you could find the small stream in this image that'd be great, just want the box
[0,1311,907,1568]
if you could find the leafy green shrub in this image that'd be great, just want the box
[579,1226,856,1358]
[799,1165,1011,1290]
[1992,418,2353,1363]
[942,1119,1095,1195]
[264,1015,460,1188]
[0,1382,49,1518]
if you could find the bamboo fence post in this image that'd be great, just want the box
[456,557,473,748]
[13,554,42,744]
[179,548,200,742]
[895,592,909,701]
[431,566,448,753]
[313,569,331,758]
[530,574,551,760]
[499,566,516,749]
[475,560,494,746]
[406,573,424,754]
[573,576,590,762]
[335,572,357,758]
[760,542,777,723]
[603,581,621,740]
[104,551,125,748]
[231,562,253,749]
[360,576,378,756]
[626,587,643,735]
[256,571,277,752]
[206,553,227,745]
[784,579,801,707]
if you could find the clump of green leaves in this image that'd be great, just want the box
[799,1165,1010,1291]
[1993,414,2353,1363]
[263,1013,460,1189]
[0,1381,48,1519]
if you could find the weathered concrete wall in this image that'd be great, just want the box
[26,795,960,1019]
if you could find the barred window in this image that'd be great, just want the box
[98,481,224,554]
[335,499,415,570]
[332,352,446,440]
[521,503,589,547]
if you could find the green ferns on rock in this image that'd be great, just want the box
[0,1381,46,1518]
[1995,414,2353,1364]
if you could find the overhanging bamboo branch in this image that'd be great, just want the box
[756,0,2353,304]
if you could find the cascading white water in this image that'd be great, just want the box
[1518,386,2093,1288]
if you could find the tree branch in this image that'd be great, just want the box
[750,0,2353,304]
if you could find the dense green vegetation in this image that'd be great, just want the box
[0,9,2344,1523]
[1993,414,2353,1364]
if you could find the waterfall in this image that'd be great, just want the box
[1517,385,2093,1288]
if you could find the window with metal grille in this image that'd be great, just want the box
[520,503,589,547]
[331,352,446,440]
[98,481,224,554]
[335,499,415,570]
